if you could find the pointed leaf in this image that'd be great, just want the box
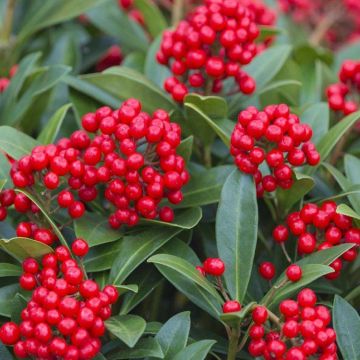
[0,263,22,277]
[172,340,216,360]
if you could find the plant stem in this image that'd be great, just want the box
[203,145,212,168]
[0,0,16,43]
[281,242,292,263]
[171,0,184,26]
[330,129,350,165]
[227,327,240,360]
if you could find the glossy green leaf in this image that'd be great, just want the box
[106,315,146,348]
[0,237,53,263]
[145,34,171,88]
[344,154,360,214]
[0,284,21,317]
[263,264,334,308]
[0,342,14,359]
[336,204,360,221]
[84,241,122,272]
[74,212,122,247]
[107,338,164,359]
[0,153,12,185]
[277,172,315,212]
[155,312,190,359]
[0,263,22,277]
[335,40,360,71]
[177,136,194,163]
[110,227,182,285]
[141,207,202,229]
[115,284,139,294]
[333,295,360,360]
[133,0,167,37]
[216,170,258,302]
[38,103,72,144]
[172,340,216,360]
[0,126,39,160]
[301,102,329,145]
[148,254,222,302]
[178,165,234,208]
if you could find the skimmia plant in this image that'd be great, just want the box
[0,0,359,359]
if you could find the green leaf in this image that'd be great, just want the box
[109,227,182,285]
[74,212,122,247]
[145,34,171,88]
[178,165,234,208]
[0,341,14,359]
[86,0,148,52]
[336,204,360,221]
[83,67,177,114]
[115,284,139,294]
[18,0,108,42]
[38,104,72,144]
[216,170,258,302]
[177,136,193,163]
[257,26,283,42]
[0,237,53,263]
[229,45,292,114]
[172,340,216,360]
[316,110,360,163]
[0,263,22,277]
[0,153,12,185]
[148,254,222,302]
[263,264,334,308]
[301,102,329,145]
[107,338,164,359]
[333,295,360,360]
[277,172,315,212]
[133,0,167,37]
[0,284,21,317]
[105,315,146,348]
[344,154,360,214]
[334,40,360,72]
[155,312,190,359]
[84,241,122,272]
[141,207,202,229]
[0,126,39,160]
[220,301,256,328]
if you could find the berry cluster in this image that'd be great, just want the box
[157,0,260,102]
[326,59,360,116]
[273,201,359,279]
[8,99,189,229]
[96,45,123,72]
[278,0,360,48]
[0,245,118,359]
[248,289,337,359]
[196,258,242,313]
[0,65,18,93]
[230,104,320,196]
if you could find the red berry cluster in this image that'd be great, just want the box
[157,0,260,102]
[118,0,145,26]
[0,245,118,359]
[96,45,123,72]
[326,59,360,116]
[278,0,360,48]
[248,289,337,360]
[0,65,18,93]
[230,104,320,196]
[273,201,359,279]
[9,99,189,229]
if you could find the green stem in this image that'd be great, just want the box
[227,328,240,360]
[203,145,212,168]
[171,0,184,26]
[0,0,16,43]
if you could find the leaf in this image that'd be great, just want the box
[84,241,122,272]
[0,237,53,263]
[0,284,21,317]
[333,295,360,360]
[220,301,256,328]
[18,0,108,42]
[86,0,148,52]
[145,33,171,88]
[74,212,122,247]
[141,207,202,229]
[105,315,146,348]
[335,40,360,72]
[83,67,177,113]
[109,227,182,285]
[344,154,360,214]
[133,0,167,37]
[0,263,22,277]
[148,254,222,302]
[301,102,329,145]
[37,104,72,144]
[316,110,360,162]
[107,338,164,359]
[115,284,139,294]
[178,165,234,208]
[155,312,190,359]
[228,45,292,114]
[0,153,12,185]
[336,204,360,221]
[0,342,13,360]
[263,264,334,308]
[172,340,216,360]
[0,126,39,160]
[216,170,258,302]
[177,136,193,163]
[277,172,315,212]
[257,26,283,42]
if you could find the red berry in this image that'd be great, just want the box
[222,300,241,313]
[203,258,225,276]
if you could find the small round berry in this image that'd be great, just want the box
[258,261,275,280]
[222,300,241,313]
[72,238,89,257]
[286,264,302,282]
[203,258,225,276]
